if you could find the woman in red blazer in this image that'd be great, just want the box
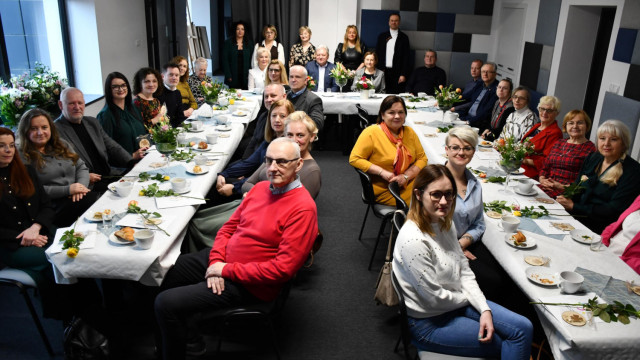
[601,194,640,274]
[521,96,563,179]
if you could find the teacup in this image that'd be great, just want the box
[206,132,218,145]
[517,179,534,193]
[194,155,208,166]
[501,215,520,233]
[418,92,427,98]
[218,96,229,106]
[191,120,203,131]
[134,229,155,250]
[228,104,239,112]
[114,181,133,197]
[170,177,189,192]
[216,115,229,125]
[444,111,459,122]
[559,271,584,294]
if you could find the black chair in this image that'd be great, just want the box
[354,168,395,270]
[392,271,416,360]
[355,103,371,129]
[0,267,55,356]
[389,181,409,213]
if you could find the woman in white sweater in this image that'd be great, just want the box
[393,164,533,359]
[499,86,538,141]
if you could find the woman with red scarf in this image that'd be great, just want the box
[350,95,428,206]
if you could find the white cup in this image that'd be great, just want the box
[445,111,459,122]
[191,120,203,131]
[216,115,229,125]
[206,132,218,144]
[418,92,427,98]
[559,271,584,294]
[218,96,229,106]
[114,181,133,197]
[517,179,534,193]
[134,229,155,250]
[194,155,207,166]
[170,177,189,192]
[501,215,520,233]
[228,104,239,112]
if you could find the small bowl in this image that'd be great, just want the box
[134,229,155,250]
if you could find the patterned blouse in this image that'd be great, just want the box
[133,96,161,127]
[499,107,539,142]
[188,74,213,106]
[289,43,316,68]
[539,139,597,197]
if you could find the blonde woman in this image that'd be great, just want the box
[264,60,290,91]
[289,26,316,67]
[557,120,640,233]
[335,25,366,71]
[252,24,285,69]
[248,47,270,91]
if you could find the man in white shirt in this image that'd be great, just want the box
[375,13,411,94]
[305,45,339,92]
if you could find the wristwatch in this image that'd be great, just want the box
[403,174,409,182]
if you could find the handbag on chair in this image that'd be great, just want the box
[374,224,399,306]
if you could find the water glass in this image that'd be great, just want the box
[102,212,113,229]
[590,238,603,251]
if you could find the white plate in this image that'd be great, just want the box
[322,93,334,97]
[188,128,204,133]
[452,120,467,126]
[478,141,493,148]
[398,93,412,97]
[173,186,191,194]
[192,144,211,152]
[511,167,525,175]
[505,232,537,249]
[216,125,232,132]
[525,266,560,286]
[85,210,111,222]
[570,229,600,245]
[186,166,209,175]
[109,232,135,246]
[514,187,537,196]
[524,255,550,266]
[232,110,247,117]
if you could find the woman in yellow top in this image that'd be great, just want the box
[171,55,198,117]
[350,95,428,205]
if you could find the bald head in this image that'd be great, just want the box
[58,87,85,123]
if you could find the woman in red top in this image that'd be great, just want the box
[520,96,563,179]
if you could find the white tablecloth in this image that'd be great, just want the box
[404,110,640,359]
[46,99,259,286]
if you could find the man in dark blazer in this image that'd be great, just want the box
[454,62,499,127]
[305,45,339,93]
[156,63,186,127]
[375,12,411,94]
[287,65,324,130]
[55,88,145,192]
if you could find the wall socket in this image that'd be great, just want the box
[608,83,620,94]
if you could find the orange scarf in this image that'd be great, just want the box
[379,122,412,175]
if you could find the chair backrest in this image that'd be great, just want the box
[389,181,408,212]
[355,103,370,129]
[392,271,414,360]
[392,210,406,235]
[355,168,377,206]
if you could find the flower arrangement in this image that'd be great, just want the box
[494,137,536,171]
[434,84,463,109]
[562,175,589,199]
[329,62,355,88]
[0,62,67,126]
[147,118,179,145]
[199,80,227,104]
[354,76,374,91]
[59,224,84,258]
[306,76,316,90]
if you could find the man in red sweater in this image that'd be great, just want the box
[155,137,318,359]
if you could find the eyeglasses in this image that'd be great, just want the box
[512,95,528,101]
[264,156,299,167]
[538,107,556,114]
[427,190,455,202]
[447,145,474,153]
[111,84,127,91]
[268,68,281,73]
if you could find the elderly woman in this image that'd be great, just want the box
[601,194,640,274]
[350,51,385,93]
[557,120,640,233]
[520,96,563,179]
[248,48,270,91]
[97,72,147,153]
[188,57,213,105]
[481,79,514,141]
[335,25,366,71]
[350,95,427,206]
[133,67,165,126]
[289,26,316,68]
[171,55,198,117]
[499,87,538,142]
[393,164,533,358]
[222,21,253,89]
[538,110,596,198]
[264,60,290,91]
[19,109,99,227]
[252,24,285,69]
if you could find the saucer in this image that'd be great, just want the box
[514,187,537,196]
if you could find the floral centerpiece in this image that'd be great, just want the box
[199,80,227,104]
[147,118,179,145]
[306,76,316,90]
[0,62,67,126]
[434,84,463,110]
[494,137,535,171]
[329,62,354,92]
[354,76,374,91]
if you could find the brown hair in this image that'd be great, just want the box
[18,108,79,170]
[265,60,289,86]
[171,55,189,82]
[342,25,362,53]
[262,24,278,40]
[265,99,295,142]
[407,165,457,236]
[363,51,378,66]
[376,95,407,124]
[0,127,34,199]
[562,109,592,133]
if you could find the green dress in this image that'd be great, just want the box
[97,104,147,153]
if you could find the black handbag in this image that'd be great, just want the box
[63,317,109,360]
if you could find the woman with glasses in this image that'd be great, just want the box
[289,26,316,68]
[520,96,563,179]
[480,79,514,141]
[393,164,533,359]
[252,25,285,70]
[350,95,427,206]
[97,72,147,153]
[538,110,596,198]
[248,48,270,91]
[264,60,290,91]
[188,57,213,106]
[222,21,253,89]
[498,87,538,142]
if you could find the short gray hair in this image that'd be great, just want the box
[256,47,271,60]
[446,127,478,148]
[316,44,329,54]
[483,62,497,73]
[269,137,301,158]
[193,57,208,71]
[290,65,308,77]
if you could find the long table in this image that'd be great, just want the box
[45,97,260,286]
[404,108,640,359]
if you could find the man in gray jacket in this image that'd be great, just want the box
[55,87,145,192]
[286,65,324,130]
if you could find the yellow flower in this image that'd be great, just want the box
[67,248,79,258]
[458,95,462,99]
[436,128,442,133]
[456,88,461,93]
[229,99,235,105]
[513,211,522,217]
[163,175,170,181]
[242,97,247,101]
[139,190,145,196]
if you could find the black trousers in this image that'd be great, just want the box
[154,249,259,360]
[384,67,406,94]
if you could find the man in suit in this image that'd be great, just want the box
[55,87,145,192]
[305,45,339,93]
[405,49,446,96]
[461,59,483,101]
[241,83,287,159]
[156,63,186,127]
[375,12,411,94]
[454,62,499,127]
[287,65,324,130]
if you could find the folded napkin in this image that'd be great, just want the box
[49,223,98,254]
